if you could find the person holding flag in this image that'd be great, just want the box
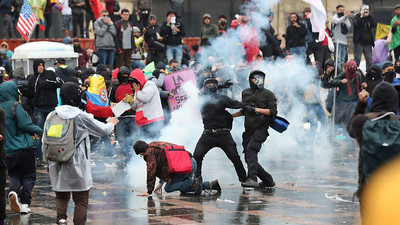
[16,0,39,41]
[28,0,46,38]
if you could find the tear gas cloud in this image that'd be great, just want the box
[119,0,334,191]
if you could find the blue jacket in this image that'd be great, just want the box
[0,81,42,156]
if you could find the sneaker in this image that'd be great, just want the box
[193,176,203,195]
[210,179,221,192]
[8,191,20,213]
[58,219,67,225]
[20,204,31,214]
[259,181,276,189]
[241,178,260,188]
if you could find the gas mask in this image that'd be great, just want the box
[251,74,264,89]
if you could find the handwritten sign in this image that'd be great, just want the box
[163,69,197,111]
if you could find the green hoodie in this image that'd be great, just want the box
[0,81,42,156]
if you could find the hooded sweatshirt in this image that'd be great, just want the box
[55,64,77,82]
[0,41,13,59]
[199,13,219,46]
[44,105,114,191]
[365,64,383,95]
[0,81,42,156]
[131,69,164,127]
[27,59,63,108]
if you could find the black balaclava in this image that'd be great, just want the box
[249,70,265,90]
[117,66,131,84]
[203,78,218,93]
[395,60,400,73]
[384,71,396,83]
[33,59,45,76]
[370,82,399,113]
[60,82,82,107]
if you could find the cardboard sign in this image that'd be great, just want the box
[163,69,197,111]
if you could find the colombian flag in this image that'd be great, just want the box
[86,75,113,118]
[38,9,45,31]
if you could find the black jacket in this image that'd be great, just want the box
[285,23,307,49]
[353,14,377,46]
[0,109,6,169]
[144,24,164,52]
[242,88,277,130]
[260,24,283,58]
[200,93,245,130]
[27,59,62,108]
[160,21,185,46]
[55,66,77,82]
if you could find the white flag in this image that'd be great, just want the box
[302,0,327,42]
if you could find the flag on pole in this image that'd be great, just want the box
[38,9,45,31]
[302,0,327,42]
[16,0,38,41]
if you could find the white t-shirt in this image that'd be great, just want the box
[59,0,72,15]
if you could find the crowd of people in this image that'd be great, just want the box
[0,1,400,224]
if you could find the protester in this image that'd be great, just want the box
[55,58,77,82]
[126,69,164,139]
[365,64,382,95]
[59,0,72,38]
[104,0,117,22]
[381,62,396,83]
[86,47,100,68]
[0,0,14,39]
[0,81,42,214]
[218,15,227,36]
[193,78,247,193]
[332,4,352,70]
[389,4,400,60]
[329,60,366,132]
[353,5,377,69]
[134,140,221,196]
[131,26,146,70]
[144,15,164,65]
[0,42,13,59]
[26,59,63,166]
[199,13,219,46]
[43,82,118,225]
[0,108,5,223]
[133,0,152,28]
[314,20,332,66]
[44,0,55,38]
[73,39,89,68]
[115,9,136,69]
[94,9,117,67]
[109,66,137,163]
[260,12,283,60]
[348,82,399,207]
[160,9,186,66]
[69,0,85,38]
[130,9,144,32]
[285,12,307,58]
[84,0,95,38]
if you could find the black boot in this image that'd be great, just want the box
[210,180,221,192]
[193,176,203,195]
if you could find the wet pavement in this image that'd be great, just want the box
[4,138,361,225]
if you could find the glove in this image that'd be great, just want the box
[124,94,134,104]
[241,105,255,114]
[217,79,234,89]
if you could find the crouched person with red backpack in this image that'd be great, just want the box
[134,141,221,196]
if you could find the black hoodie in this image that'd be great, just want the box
[365,64,383,95]
[285,13,307,49]
[27,59,62,108]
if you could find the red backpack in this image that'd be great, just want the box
[164,145,192,174]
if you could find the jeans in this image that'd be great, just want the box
[164,158,210,194]
[166,45,183,66]
[193,131,247,182]
[97,49,115,67]
[34,107,55,160]
[242,128,274,184]
[131,60,146,70]
[115,117,137,160]
[354,42,372,69]
[305,103,328,142]
[334,43,347,71]
[6,149,36,205]
[56,190,89,225]
[290,46,306,59]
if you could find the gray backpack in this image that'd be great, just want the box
[43,112,76,162]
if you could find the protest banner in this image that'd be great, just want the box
[164,69,197,111]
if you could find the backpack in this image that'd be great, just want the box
[361,112,400,180]
[164,145,192,174]
[43,112,77,162]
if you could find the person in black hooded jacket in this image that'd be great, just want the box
[26,59,62,166]
[348,82,399,201]
[285,12,307,58]
[365,64,382,95]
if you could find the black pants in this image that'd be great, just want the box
[0,167,5,221]
[394,45,400,61]
[85,11,95,37]
[193,131,247,182]
[72,10,84,38]
[146,49,165,66]
[6,149,36,205]
[242,128,274,184]
[44,12,52,38]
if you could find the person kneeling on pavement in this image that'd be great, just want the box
[134,140,221,196]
